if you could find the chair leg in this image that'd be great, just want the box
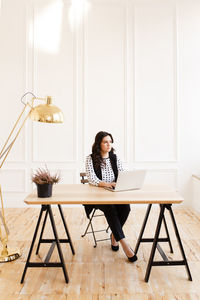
[81,209,97,247]
[82,208,110,247]
[81,209,96,237]
[106,225,110,233]
[90,221,97,248]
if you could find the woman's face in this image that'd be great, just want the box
[100,135,113,153]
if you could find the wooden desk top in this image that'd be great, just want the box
[24,184,183,205]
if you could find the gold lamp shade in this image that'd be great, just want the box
[30,96,64,123]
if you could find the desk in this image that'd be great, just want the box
[21,184,192,283]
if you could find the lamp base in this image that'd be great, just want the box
[0,247,21,262]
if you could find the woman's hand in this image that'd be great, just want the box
[98,181,116,189]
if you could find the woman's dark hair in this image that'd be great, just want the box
[92,131,114,168]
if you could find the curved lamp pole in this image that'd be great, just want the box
[0,92,64,262]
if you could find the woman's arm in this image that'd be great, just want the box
[98,181,116,188]
[116,156,125,171]
[85,155,101,186]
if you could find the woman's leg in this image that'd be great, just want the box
[95,204,125,242]
[111,204,130,246]
[95,204,130,241]
[119,238,136,259]
[115,204,131,227]
[95,204,136,259]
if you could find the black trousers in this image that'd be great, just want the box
[94,204,131,242]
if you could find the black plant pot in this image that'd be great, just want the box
[37,183,53,198]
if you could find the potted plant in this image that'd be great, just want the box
[32,166,60,198]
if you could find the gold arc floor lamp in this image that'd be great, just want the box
[0,92,64,262]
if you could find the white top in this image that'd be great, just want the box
[85,154,124,186]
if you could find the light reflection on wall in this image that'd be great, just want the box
[31,0,63,54]
[69,0,90,30]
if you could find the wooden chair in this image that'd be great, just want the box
[80,172,110,247]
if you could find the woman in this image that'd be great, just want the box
[85,131,137,262]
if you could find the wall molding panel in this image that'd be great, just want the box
[32,0,77,163]
[83,0,129,161]
[0,0,27,164]
[134,2,178,163]
[144,168,179,190]
[0,169,26,193]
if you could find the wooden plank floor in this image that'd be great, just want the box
[0,206,200,300]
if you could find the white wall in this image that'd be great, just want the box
[0,0,200,209]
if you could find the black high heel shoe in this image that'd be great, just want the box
[127,248,137,262]
[110,234,119,251]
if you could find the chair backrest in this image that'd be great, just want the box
[80,172,89,184]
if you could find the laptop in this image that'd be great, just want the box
[104,170,146,192]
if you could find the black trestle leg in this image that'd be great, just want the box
[48,205,69,283]
[134,204,152,254]
[58,205,75,255]
[36,208,48,255]
[21,205,45,284]
[161,207,173,253]
[168,205,192,281]
[145,204,165,282]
